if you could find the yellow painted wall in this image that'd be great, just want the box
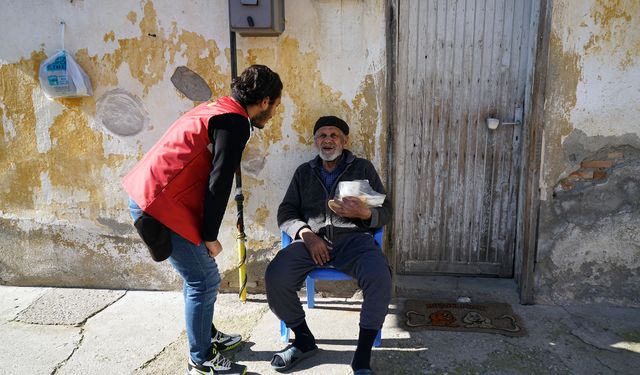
[0,0,387,290]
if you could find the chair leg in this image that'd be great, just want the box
[280,320,290,343]
[306,276,315,309]
[373,329,381,347]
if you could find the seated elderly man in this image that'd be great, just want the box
[265,116,392,375]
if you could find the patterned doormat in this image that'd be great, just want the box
[403,300,527,337]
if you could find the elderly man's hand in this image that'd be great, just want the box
[299,228,331,265]
[328,196,372,220]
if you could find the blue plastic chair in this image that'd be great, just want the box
[279,228,383,347]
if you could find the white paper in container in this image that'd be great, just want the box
[335,180,386,207]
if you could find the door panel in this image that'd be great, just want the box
[394,0,533,276]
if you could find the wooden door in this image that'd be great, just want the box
[393,0,535,276]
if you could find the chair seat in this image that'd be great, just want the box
[308,268,352,281]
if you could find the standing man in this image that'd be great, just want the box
[266,116,392,375]
[123,65,282,375]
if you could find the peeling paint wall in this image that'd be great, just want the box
[535,0,640,306]
[0,0,387,291]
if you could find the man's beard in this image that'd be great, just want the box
[318,148,343,162]
[250,108,271,129]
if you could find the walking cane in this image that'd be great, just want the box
[229,31,247,302]
[235,166,248,302]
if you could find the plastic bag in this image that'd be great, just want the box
[333,179,386,207]
[39,49,93,99]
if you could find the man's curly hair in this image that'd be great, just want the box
[231,65,282,106]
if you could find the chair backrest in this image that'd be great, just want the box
[281,227,384,249]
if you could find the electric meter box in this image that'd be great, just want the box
[229,0,285,36]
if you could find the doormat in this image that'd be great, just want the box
[403,300,527,337]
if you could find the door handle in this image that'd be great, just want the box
[486,107,523,130]
[487,117,520,129]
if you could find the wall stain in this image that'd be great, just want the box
[175,30,229,99]
[253,204,270,228]
[0,51,46,209]
[246,238,276,254]
[583,0,639,61]
[241,37,349,146]
[104,31,115,43]
[592,0,632,27]
[74,1,227,98]
[240,143,269,177]
[1,0,230,219]
[127,10,137,24]
[542,31,582,193]
[618,50,635,70]
[0,50,120,214]
[0,106,4,149]
[351,73,384,162]
[238,174,265,205]
[47,109,127,217]
[113,1,173,94]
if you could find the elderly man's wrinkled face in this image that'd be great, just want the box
[314,126,348,162]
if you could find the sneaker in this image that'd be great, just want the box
[212,329,242,352]
[187,351,247,375]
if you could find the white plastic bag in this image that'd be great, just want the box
[39,49,92,99]
[39,22,92,99]
[334,180,386,207]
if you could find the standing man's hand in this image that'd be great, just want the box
[205,240,223,257]
[298,228,331,265]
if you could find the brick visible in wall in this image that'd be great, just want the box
[581,160,614,169]
[555,149,629,194]
[593,171,607,180]
[560,179,575,191]
[568,170,594,180]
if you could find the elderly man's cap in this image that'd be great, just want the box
[313,116,349,136]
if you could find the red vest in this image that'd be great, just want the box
[122,96,248,245]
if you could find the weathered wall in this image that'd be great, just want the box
[535,0,640,306]
[0,0,387,291]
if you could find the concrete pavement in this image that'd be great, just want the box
[1,285,639,374]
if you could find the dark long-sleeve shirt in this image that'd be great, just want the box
[201,113,251,241]
[277,149,392,245]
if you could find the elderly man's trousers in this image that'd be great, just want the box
[265,232,392,330]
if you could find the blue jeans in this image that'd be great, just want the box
[129,198,220,364]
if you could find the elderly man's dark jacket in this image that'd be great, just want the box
[277,149,392,245]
